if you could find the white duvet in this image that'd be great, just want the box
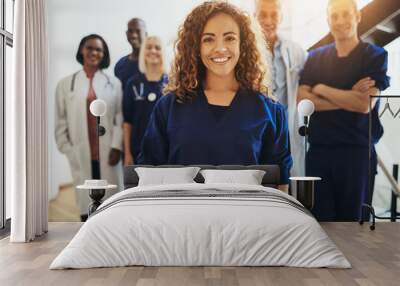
[50,183,351,269]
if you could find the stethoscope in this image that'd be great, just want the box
[132,82,157,102]
[70,71,113,92]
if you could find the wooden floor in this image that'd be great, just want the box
[0,222,399,286]
[48,186,80,222]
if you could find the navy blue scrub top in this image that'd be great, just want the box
[137,89,293,184]
[114,55,140,89]
[123,73,168,159]
[300,41,390,146]
[208,103,229,122]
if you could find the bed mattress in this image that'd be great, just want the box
[50,183,351,269]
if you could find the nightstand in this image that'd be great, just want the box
[77,180,117,216]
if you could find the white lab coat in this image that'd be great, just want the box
[276,37,307,177]
[55,69,124,214]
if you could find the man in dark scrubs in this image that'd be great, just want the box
[298,0,390,221]
[114,18,147,89]
[115,18,147,165]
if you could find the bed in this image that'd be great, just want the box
[50,165,350,269]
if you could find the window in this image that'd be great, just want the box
[0,0,14,232]
[5,0,13,33]
[5,44,11,220]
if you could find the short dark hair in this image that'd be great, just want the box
[127,17,146,29]
[76,34,110,69]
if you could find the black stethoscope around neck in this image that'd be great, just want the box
[70,70,113,92]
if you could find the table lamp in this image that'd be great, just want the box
[86,99,107,215]
[297,99,315,174]
[289,99,320,210]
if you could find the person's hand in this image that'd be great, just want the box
[124,152,134,166]
[108,148,121,166]
[352,77,375,93]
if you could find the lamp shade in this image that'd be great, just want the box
[89,99,107,117]
[297,99,315,117]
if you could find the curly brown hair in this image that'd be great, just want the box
[165,1,270,103]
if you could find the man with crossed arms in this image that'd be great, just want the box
[298,0,390,221]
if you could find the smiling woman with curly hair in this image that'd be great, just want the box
[166,1,270,102]
[137,1,292,191]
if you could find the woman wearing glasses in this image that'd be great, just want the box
[55,34,123,221]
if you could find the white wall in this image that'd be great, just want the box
[46,0,383,203]
[276,0,373,49]
[373,38,400,214]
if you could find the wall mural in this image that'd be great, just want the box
[48,0,395,225]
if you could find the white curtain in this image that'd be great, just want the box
[9,0,48,242]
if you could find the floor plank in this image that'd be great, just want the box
[48,186,80,222]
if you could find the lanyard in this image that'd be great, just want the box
[132,83,144,100]
[132,82,157,102]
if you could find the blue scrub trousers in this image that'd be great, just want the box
[306,145,376,221]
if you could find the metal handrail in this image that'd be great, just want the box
[377,155,400,197]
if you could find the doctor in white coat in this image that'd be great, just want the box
[55,34,123,221]
[256,0,307,180]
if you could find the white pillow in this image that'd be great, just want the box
[135,167,201,186]
[200,169,266,185]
